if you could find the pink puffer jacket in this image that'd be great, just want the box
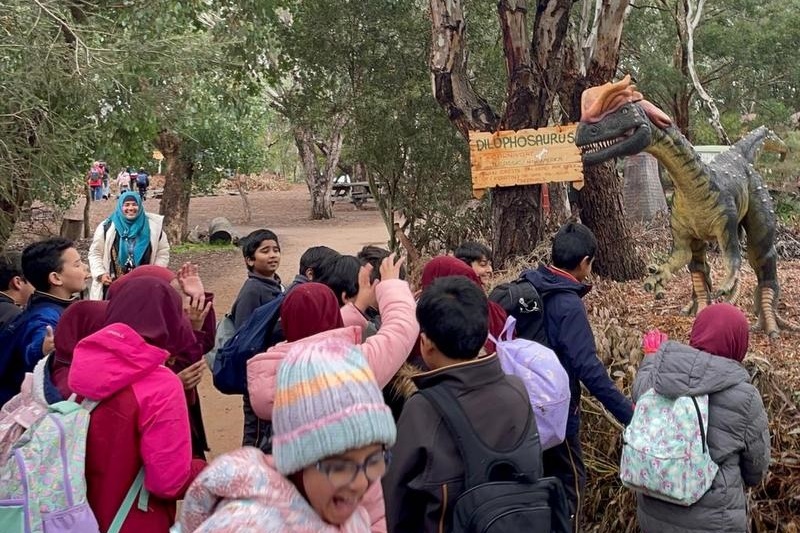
[246,279,417,533]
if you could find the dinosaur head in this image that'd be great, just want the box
[575,75,673,165]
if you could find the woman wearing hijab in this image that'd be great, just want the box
[88,191,170,300]
[631,303,771,533]
[61,277,206,533]
[247,255,418,533]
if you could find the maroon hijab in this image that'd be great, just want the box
[52,300,108,399]
[419,256,508,354]
[421,256,483,289]
[280,282,345,342]
[105,277,196,356]
[106,265,176,300]
[689,303,749,362]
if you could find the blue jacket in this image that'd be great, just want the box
[0,292,72,406]
[524,264,633,435]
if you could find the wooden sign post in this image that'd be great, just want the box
[469,124,584,198]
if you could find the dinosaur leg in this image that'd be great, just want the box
[743,199,797,338]
[681,240,712,316]
[713,217,743,302]
[644,228,693,300]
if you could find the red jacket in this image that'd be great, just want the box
[62,324,205,533]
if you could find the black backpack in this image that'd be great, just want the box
[420,386,571,533]
[489,274,549,346]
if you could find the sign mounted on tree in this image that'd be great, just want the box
[469,125,584,198]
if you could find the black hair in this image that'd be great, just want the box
[416,276,488,360]
[315,255,361,306]
[454,241,492,266]
[551,222,597,270]
[299,246,340,278]
[0,252,24,291]
[357,245,407,281]
[241,229,280,272]
[21,237,74,292]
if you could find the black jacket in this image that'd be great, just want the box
[230,273,284,329]
[0,292,22,331]
[383,355,533,533]
[525,264,632,435]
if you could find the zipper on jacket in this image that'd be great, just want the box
[438,483,448,533]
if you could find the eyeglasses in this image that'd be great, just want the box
[315,449,391,488]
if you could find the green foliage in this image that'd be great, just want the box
[622,0,800,136]
[0,0,282,246]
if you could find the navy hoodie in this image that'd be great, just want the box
[525,264,633,436]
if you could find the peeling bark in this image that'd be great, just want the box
[685,0,730,144]
[293,114,347,220]
[156,129,193,244]
[563,0,645,280]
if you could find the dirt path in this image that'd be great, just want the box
[169,186,389,457]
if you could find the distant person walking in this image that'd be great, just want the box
[136,167,150,201]
[87,163,103,201]
[117,168,131,195]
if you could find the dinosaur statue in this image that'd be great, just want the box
[574,75,793,338]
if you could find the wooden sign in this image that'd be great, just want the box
[469,124,584,198]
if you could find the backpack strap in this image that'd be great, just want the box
[488,315,516,347]
[690,396,708,453]
[107,467,149,533]
[419,386,537,489]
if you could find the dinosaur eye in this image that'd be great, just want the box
[590,126,598,135]
[622,108,629,114]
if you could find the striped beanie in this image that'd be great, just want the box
[272,338,397,475]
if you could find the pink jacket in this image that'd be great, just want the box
[246,279,417,533]
[177,447,371,532]
[67,324,203,532]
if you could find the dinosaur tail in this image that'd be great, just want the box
[733,126,788,163]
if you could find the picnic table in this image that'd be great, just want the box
[331,180,372,208]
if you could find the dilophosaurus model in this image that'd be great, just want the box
[574,75,793,338]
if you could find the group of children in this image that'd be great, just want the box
[0,221,770,533]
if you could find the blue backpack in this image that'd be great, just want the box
[212,294,285,395]
[136,173,149,186]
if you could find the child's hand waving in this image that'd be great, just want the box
[379,253,405,281]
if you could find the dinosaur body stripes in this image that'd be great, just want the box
[574,76,793,338]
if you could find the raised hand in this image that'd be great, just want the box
[352,264,376,313]
[379,253,405,281]
[178,262,205,300]
[183,294,212,331]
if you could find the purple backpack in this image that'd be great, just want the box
[490,316,570,449]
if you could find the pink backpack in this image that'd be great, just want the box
[0,361,49,464]
[490,316,571,450]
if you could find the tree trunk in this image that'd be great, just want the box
[562,0,645,280]
[492,186,544,265]
[156,129,193,244]
[293,115,347,220]
[82,185,91,238]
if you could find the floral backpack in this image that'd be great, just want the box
[0,375,148,533]
[620,388,719,506]
[490,316,570,450]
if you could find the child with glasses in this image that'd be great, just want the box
[174,338,397,532]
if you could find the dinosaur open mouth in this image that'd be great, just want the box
[579,128,637,155]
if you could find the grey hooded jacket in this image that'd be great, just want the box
[631,341,770,533]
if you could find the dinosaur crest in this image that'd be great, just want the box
[580,75,672,129]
